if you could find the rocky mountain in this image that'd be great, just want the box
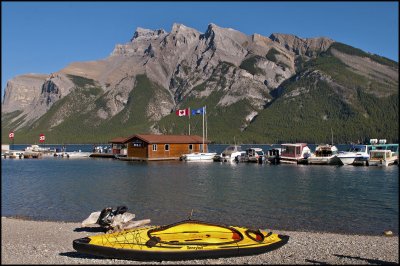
[1,23,398,144]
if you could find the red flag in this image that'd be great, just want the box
[9,131,14,139]
[39,134,45,143]
[175,108,189,117]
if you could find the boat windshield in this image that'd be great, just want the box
[226,146,241,152]
[349,145,366,153]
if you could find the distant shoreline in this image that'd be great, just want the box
[2,216,398,264]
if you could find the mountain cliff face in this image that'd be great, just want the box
[2,23,398,144]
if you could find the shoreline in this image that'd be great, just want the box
[2,217,398,264]
[3,215,396,237]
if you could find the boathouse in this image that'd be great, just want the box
[110,134,209,161]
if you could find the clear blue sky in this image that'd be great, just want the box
[2,1,398,100]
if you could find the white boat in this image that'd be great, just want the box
[25,144,55,153]
[279,143,311,164]
[213,145,244,162]
[181,152,217,161]
[337,139,398,166]
[243,148,265,163]
[55,150,91,158]
[3,150,24,159]
[181,106,216,162]
[308,144,341,165]
[337,144,370,165]
[368,150,398,166]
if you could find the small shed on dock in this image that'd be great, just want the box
[111,134,208,161]
[109,137,130,156]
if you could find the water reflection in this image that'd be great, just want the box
[2,154,398,236]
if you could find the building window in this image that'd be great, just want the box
[152,144,157,151]
[188,144,193,151]
[165,144,170,151]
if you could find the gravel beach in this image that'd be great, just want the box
[1,217,398,265]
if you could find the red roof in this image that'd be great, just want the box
[110,134,209,144]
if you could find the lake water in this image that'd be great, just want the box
[1,144,398,236]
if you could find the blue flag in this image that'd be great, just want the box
[191,107,205,115]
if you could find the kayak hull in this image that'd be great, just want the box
[73,220,289,261]
[73,235,289,261]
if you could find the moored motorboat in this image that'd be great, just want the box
[279,143,311,164]
[308,144,341,165]
[213,145,244,163]
[337,144,370,165]
[180,106,216,162]
[25,144,55,153]
[55,150,92,158]
[73,219,289,261]
[265,148,281,164]
[243,148,265,163]
[337,139,398,166]
[181,152,217,161]
[3,150,25,159]
[368,150,398,166]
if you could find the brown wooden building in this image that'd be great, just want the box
[110,134,209,161]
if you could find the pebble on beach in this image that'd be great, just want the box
[384,230,394,237]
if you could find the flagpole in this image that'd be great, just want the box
[202,106,205,152]
[206,106,208,144]
[205,106,208,152]
[188,107,191,135]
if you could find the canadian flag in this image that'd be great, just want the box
[175,108,190,117]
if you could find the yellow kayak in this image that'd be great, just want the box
[73,219,289,261]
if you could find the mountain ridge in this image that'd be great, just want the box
[2,23,398,144]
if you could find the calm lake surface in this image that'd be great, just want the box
[2,144,398,236]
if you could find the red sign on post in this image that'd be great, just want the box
[9,132,14,139]
[39,134,45,143]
